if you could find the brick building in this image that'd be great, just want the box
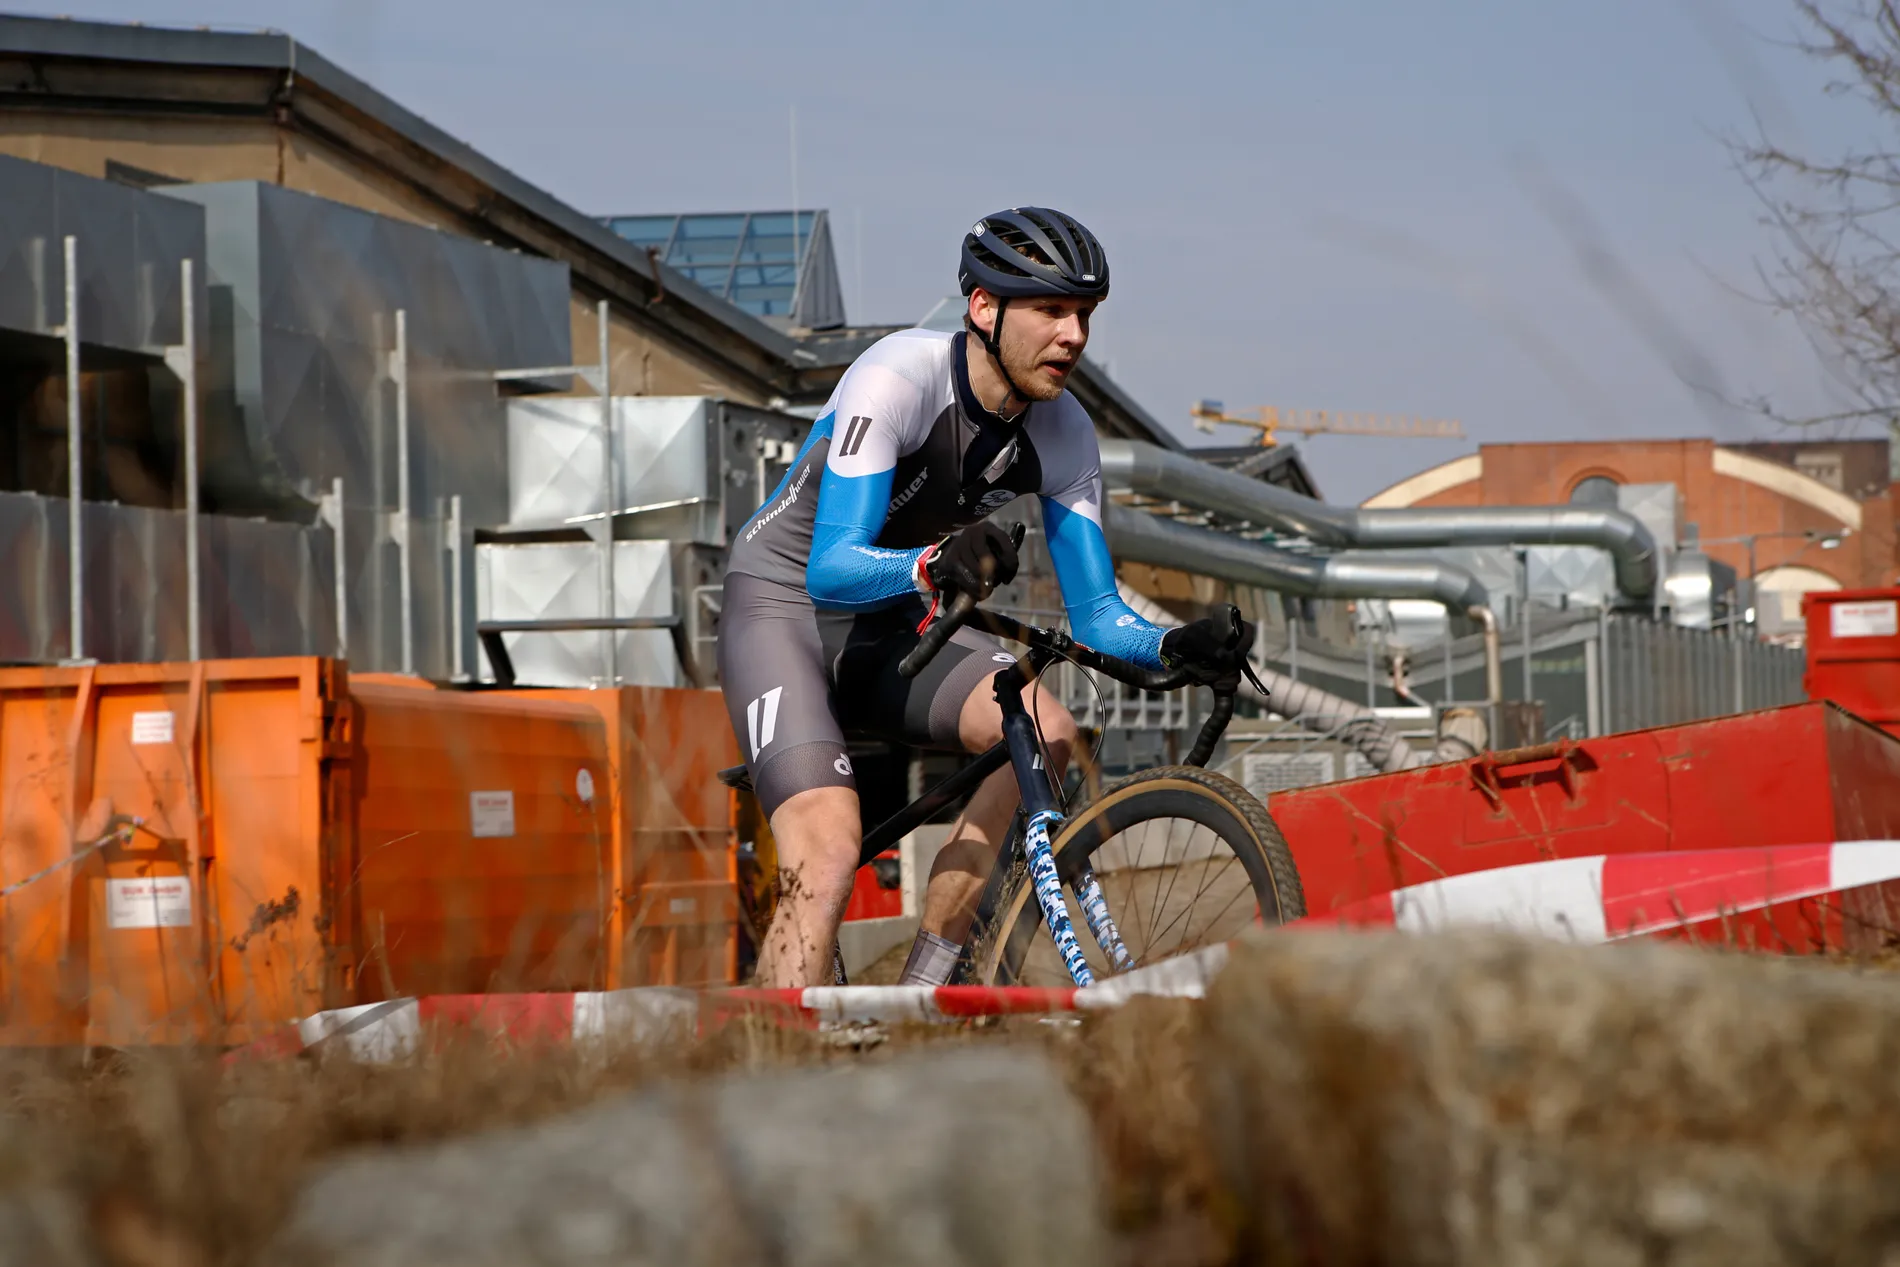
[1364,437,1897,640]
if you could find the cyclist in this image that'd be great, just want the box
[718,206,1255,988]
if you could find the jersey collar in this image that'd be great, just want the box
[951,331,1029,430]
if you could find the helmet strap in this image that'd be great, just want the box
[977,298,1031,417]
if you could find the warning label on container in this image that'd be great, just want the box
[1831,600,1898,639]
[470,790,516,838]
[107,876,192,929]
[130,711,174,746]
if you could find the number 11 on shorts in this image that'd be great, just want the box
[747,687,783,759]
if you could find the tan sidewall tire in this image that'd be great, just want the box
[970,764,1306,987]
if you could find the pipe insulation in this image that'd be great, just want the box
[1099,439,1659,601]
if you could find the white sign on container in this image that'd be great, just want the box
[1831,600,1898,639]
[471,790,516,838]
[107,876,192,929]
[131,711,175,746]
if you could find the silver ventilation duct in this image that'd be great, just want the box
[1103,504,1489,610]
[1099,439,1659,601]
[1101,503,1504,710]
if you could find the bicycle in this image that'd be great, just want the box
[721,588,1307,988]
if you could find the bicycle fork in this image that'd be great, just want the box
[996,670,1134,987]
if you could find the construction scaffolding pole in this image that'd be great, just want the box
[392,309,414,676]
[489,299,618,688]
[597,299,616,687]
[163,258,202,660]
[62,235,81,661]
[329,477,347,658]
[449,493,464,681]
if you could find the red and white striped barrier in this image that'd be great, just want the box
[228,842,1900,1063]
[1293,840,1900,941]
[227,945,1231,1063]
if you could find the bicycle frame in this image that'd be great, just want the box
[836,599,1254,988]
[990,658,1131,986]
[855,635,1147,988]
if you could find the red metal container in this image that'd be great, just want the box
[843,850,904,923]
[1805,587,1900,736]
[1269,701,1900,952]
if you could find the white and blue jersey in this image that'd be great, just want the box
[726,327,1166,668]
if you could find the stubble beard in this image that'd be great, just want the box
[999,338,1071,403]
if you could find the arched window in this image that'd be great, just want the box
[1568,475,1620,507]
[1753,565,1841,640]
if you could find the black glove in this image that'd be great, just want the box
[923,521,1020,600]
[1159,603,1257,687]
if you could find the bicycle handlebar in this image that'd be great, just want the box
[900,597,1263,769]
[897,590,979,679]
[1184,690,1235,767]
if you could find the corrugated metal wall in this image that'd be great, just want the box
[0,490,335,663]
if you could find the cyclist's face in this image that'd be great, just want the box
[970,292,1096,401]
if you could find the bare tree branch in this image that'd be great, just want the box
[1734,0,1900,436]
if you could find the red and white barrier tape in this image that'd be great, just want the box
[227,945,1230,1063]
[228,841,1900,1063]
[1294,839,1900,941]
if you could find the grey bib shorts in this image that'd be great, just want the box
[716,572,1016,819]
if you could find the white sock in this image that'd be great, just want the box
[897,929,962,986]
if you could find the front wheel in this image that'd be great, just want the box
[967,766,1305,987]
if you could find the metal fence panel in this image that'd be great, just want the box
[1602,613,1804,734]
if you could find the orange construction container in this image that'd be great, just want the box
[499,686,741,987]
[1806,587,1900,737]
[0,658,612,1048]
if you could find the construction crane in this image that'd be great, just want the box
[1190,400,1465,448]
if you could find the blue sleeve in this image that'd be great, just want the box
[1043,496,1167,669]
[807,466,928,611]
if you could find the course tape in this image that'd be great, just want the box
[1298,839,1900,941]
[222,945,1233,1063]
[225,841,1900,1063]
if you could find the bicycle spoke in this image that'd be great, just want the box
[1146,821,1194,949]
[988,766,1300,988]
[1138,817,1165,950]
[1145,856,1250,964]
[1139,839,1243,961]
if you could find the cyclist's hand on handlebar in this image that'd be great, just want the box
[1160,603,1258,690]
[919,521,1020,602]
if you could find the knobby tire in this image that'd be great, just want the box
[967,766,1305,987]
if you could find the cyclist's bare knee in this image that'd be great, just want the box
[957,679,1075,766]
[768,785,861,900]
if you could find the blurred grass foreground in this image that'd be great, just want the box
[4,928,1900,1265]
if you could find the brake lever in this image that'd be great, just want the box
[1217,603,1269,699]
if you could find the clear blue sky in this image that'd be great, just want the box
[56,0,1886,501]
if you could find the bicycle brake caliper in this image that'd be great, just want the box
[1023,808,1094,988]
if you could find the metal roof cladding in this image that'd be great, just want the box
[0,14,1184,447]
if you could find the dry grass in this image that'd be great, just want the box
[10,934,1900,1266]
[0,1004,1237,1267]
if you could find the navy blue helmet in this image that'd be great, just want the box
[959,207,1109,301]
